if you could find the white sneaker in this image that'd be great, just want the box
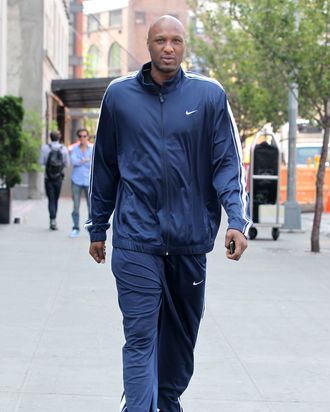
[70,229,80,237]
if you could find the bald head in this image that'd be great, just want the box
[146,15,186,85]
[147,15,186,43]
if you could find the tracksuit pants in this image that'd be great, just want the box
[111,247,206,412]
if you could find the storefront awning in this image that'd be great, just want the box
[51,77,115,108]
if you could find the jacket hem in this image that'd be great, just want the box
[112,237,214,255]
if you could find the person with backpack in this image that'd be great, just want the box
[39,130,69,230]
[69,128,93,237]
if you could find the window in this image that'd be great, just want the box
[88,14,100,32]
[135,11,146,25]
[108,43,121,77]
[109,9,122,28]
[88,45,100,75]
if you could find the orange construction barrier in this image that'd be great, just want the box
[325,191,330,213]
[280,166,330,208]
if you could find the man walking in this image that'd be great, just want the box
[40,130,69,230]
[87,15,251,412]
[70,128,92,237]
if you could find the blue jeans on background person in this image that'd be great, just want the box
[71,182,90,231]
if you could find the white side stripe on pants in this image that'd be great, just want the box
[119,394,127,412]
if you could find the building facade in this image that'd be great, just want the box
[0,0,7,96]
[83,0,189,78]
[6,0,70,197]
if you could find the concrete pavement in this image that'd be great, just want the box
[1,197,330,412]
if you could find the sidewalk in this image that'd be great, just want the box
[1,197,330,412]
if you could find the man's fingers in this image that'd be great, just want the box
[226,246,241,261]
[225,229,248,261]
[89,242,106,264]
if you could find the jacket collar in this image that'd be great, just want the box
[137,62,183,94]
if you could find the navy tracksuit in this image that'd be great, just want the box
[87,62,251,411]
[112,249,206,412]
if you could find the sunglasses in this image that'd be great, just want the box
[78,134,88,138]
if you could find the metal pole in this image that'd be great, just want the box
[283,0,301,230]
[0,0,7,96]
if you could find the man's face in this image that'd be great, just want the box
[147,18,185,82]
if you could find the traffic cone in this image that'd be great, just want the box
[325,191,330,213]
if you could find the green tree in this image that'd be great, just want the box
[83,112,98,141]
[227,0,330,252]
[0,95,25,188]
[188,1,288,142]
[0,96,41,188]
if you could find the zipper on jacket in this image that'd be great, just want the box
[159,92,170,255]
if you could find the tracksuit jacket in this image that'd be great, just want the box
[87,62,252,253]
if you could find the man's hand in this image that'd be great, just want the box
[225,229,248,261]
[89,241,106,264]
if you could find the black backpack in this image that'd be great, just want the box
[46,144,65,180]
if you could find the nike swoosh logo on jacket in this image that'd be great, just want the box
[86,62,252,255]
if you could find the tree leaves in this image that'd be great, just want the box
[0,96,41,188]
[0,96,25,187]
[188,0,288,140]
